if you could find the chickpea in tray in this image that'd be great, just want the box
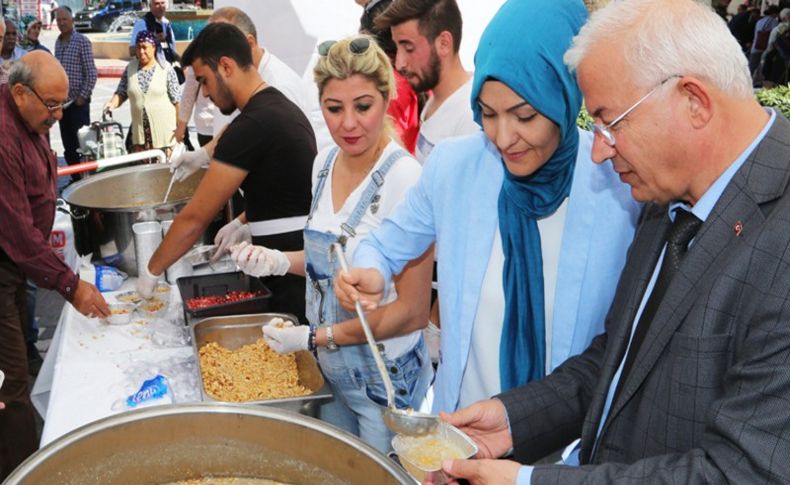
[198,337,311,402]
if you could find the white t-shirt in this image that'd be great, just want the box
[179,66,215,136]
[415,79,479,164]
[308,140,423,359]
[213,50,312,136]
[457,200,568,409]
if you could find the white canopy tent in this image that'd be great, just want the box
[213,0,506,78]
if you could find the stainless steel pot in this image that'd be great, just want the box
[5,404,413,484]
[59,164,215,276]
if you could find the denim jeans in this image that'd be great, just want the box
[303,145,431,453]
[317,337,433,453]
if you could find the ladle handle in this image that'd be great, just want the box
[331,243,396,409]
[162,171,177,204]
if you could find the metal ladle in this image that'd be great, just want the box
[332,243,439,436]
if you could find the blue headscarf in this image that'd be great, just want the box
[135,30,158,47]
[135,30,165,67]
[470,0,587,391]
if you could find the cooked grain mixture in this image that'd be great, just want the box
[198,339,310,402]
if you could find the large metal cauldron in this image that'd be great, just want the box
[60,164,212,276]
[5,404,414,484]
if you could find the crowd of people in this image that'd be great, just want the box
[4,0,790,483]
[727,1,790,86]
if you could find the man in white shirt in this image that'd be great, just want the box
[376,0,479,163]
[170,7,319,172]
[375,0,479,359]
[207,7,313,136]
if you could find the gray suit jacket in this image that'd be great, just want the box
[498,112,790,484]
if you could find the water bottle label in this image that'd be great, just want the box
[50,230,67,261]
[95,265,127,292]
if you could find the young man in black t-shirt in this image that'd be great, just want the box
[138,22,316,324]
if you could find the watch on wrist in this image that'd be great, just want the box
[326,326,338,350]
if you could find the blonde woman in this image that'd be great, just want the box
[231,36,433,453]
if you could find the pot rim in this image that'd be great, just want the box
[6,403,414,483]
[61,164,199,212]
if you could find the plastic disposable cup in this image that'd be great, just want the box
[132,221,162,278]
[161,220,193,284]
[105,303,136,325]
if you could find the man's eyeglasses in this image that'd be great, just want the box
[588,75,681,147]
[24,85,73,113]
[318,37,372,57]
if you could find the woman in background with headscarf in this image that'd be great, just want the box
[336,0,641,414]
[104,30,181,156]
[19,17,50,54]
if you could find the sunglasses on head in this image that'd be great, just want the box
[318,37,371,57]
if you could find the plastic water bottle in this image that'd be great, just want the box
[79,258,127,292]
[95,265,127,292]
[187,26,194,41]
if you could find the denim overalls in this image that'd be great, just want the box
[304,146,433,453]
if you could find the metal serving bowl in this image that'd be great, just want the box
[4,404,413,484]
[59,164,221,276]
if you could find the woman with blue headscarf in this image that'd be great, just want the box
[337,0,640,414]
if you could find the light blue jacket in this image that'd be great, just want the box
[354,130,641,413]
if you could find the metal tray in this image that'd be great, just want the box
[190,313,331,416]
[178,271,272,323]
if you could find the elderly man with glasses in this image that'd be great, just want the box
[430,0,790,484]
[0,52,109,481]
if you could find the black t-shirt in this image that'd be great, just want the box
[214,87,316,226]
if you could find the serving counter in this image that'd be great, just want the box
[32,277,197,446]
[31,268,330,447]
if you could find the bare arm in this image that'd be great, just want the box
[316,246,433,347]
[147,161,247,274]
[173,102,180,142]
[103,93,125,111]
[284,251,306,277]
[201,126,224,158]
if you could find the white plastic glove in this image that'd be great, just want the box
[136,264,161,299]
[212,217,251,261]
[262,318,309,353]
[230,241,290,277]
[170,146,210,183]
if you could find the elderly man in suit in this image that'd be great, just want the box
[429,0,790,483]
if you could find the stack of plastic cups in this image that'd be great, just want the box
[162,220,193,284]
[132,221,162,280]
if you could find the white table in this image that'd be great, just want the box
[32,277,199,446]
